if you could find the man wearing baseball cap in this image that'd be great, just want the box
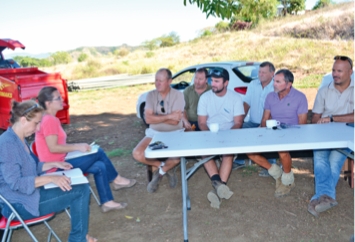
[197,68,244,209]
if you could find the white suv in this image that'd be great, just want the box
[136,61,261,125]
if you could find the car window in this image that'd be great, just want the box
[172,69,196,85]
[232,65,259,83]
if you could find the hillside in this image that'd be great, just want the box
[45,2,354,88]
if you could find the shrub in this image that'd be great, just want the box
[145,51,154,58]
[78,53,88,62]
[215,21,230,32]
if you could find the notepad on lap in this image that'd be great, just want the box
[65,144,99,160]
[42,168,89,189]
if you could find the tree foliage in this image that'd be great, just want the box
[312,0,333,10]
[142,32,180,49]
[50,51,72,65]
[279,0,305,16]
[185,0,278,24]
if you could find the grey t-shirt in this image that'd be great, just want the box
[198,89,244,130]
[145,88,185,132]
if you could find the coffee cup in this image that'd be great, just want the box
[209,123,219,133]
[266,119,280,129]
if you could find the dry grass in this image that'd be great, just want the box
[44,2,354,88]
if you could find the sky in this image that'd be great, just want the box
[0,0,347,56]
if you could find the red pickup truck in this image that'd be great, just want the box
[0,39,70,130]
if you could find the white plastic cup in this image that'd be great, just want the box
[266,120,280,129]
[209,123,219,133]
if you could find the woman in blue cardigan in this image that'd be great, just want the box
[0,100,97,242]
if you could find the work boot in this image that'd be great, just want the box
[274,182,295,197]
[207,190,221,209]
[315,194,338,213]
[307,199,320,217]
[212,180,233,200]
[147,170,163,193]
[275,177,281,189]
[165,168,177,188]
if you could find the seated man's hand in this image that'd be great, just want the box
[183,119,192,131]
[170,110,183,121]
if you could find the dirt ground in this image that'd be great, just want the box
[12,87,354,242]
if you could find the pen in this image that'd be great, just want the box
[90,142,95,146]
[63,173,71,184]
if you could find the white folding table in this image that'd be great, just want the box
[145,122,354,242]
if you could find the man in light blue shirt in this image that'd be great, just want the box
[233,61,277,175]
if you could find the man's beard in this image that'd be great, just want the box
[212,85,225,94]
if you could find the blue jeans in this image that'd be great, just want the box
[1,184,90,242]
[68,148,118,204]
[234,121,276,165]
[311,148,349,201]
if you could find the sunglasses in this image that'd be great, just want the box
[22,103,40,116]
[334,55,353,69]
[160,100,165,113]
[209,68,225,77]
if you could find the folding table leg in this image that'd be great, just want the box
[180,157,189,242]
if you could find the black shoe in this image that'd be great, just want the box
[147,170,163,193]
[166,168,177,188]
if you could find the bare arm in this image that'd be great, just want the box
[298,113,308,124]
[260,110,271,127]
[45,135,90,153]
[243,102,250,119]
[145,109,182,125]
[198,115,209,131]
[182,111,192,131]
[311,113,322,124]
[313,112,354,124]
[42,162,73,172]
[231,115,244,129]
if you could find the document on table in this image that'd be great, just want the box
[65,144,99,160]
[42,168,89,189]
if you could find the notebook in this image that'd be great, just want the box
[42,168,89,189]
[65,144,99,160]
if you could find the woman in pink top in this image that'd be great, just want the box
[35,86,136,213]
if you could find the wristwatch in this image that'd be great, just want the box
[329,115,334,122]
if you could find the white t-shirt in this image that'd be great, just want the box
[198,89,244,130]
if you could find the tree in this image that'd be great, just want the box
[278,0,305,16]
[184,0,278,24]
[50,51,72,65]
[312,0,332,10]
[289,0,305,15]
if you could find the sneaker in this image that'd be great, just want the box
[307,199,320,217]
[259,168,270,177]
[212,180,234,200]
[207,190,221,209]
[166,168,177,188]
[274,182,295,197]
[232,162,245,171]
[315,195,338,213]
[147,170,163,193]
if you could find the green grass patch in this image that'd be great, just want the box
[242,164,258,177]
[107,148,132,158]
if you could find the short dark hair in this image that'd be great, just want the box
[156,68,172,80]
[196,68,208,78]
[260,61,275,73]
[275,69,294,83]
[37,86,58,110]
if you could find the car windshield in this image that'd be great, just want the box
[232,65,259,83]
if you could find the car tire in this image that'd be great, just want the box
[140,103,149,127]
